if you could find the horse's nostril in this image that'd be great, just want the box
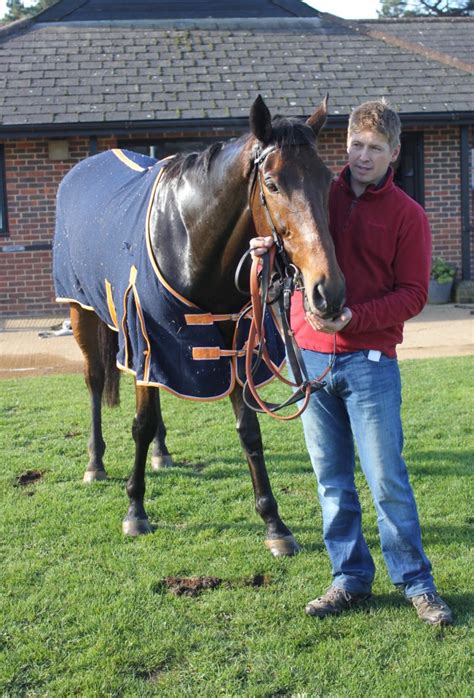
[317,298,328,312]
[313,284,328,312]
[307,278,345,318]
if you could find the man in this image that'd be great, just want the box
[251,100,453,625]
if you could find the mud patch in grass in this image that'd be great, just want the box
[153,573,272,597]
[246,573,271,587]
[156,576,222,597]
[14,469,45,487]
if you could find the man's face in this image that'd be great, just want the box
[347,129,400,191]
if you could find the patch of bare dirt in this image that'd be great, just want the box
[64,430,82,438]
[153,573,271,597]
[0,353,82,379]
[15,470,45,487]
[159,576,222,597]
[246,573,271,587]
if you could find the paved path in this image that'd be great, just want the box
[396,303,473,360]
[0,304,472,379]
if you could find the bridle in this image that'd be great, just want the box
[235,143,335,421]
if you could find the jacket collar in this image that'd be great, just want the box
[338,163,395,200]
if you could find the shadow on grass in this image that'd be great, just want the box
[409,450,472,477]
[441,593,474,626]
[141,516,327,552]
[59,447,471,483]
[416,523,473,545]
[148,449,473,479]
[148,453,312,479]
[40,475,128,486]
[369,592,474,627]
[62,443,471,478]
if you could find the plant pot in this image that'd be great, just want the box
[428,279,453,304]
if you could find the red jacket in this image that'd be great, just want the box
[290,165,432,357]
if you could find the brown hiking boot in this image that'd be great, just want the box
[305,586,371,618]
[410,593,453,626]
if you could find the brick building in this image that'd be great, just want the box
[0,0,473,316]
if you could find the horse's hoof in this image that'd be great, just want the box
[151,455,174,470]
[264,535,301,557]
[83,469,107,483]
[122,518,153,536]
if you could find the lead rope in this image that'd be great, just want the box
[242,247,335,420]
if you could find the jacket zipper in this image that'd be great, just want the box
[342,197,358,233]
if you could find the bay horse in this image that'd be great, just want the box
[53,96,345,556]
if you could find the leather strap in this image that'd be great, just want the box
[242,250,333,420]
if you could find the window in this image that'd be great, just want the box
[394,132,424,206]
[0,145,7,236]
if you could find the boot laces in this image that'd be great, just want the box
[415,593,444,610]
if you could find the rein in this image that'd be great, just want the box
[237,145,334,420]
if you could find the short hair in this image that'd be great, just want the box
[348,99,401,150]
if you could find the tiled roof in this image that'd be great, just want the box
[0,12,473,132]
[36,0,320,21]
[361,17,474,68]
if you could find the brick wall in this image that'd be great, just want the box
[318,127,348,172]
[0,136,115,316]
[424,127,462,270]
[0,123,471,316]
[466,126,473,282]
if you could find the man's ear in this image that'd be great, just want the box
[306,94,329,137]
[250,95,273,145]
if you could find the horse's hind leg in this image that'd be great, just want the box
[70,303,107,482]
[123,385,158,536]
[229,385,300,557]
[151,389,174,470]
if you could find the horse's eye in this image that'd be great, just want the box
[264,179,279,193]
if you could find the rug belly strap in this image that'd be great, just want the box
[185,313,241,325]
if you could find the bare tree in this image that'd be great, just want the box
[378,0,473,17]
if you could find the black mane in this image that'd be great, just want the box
[161,116,316,183]
[162,141,226,182]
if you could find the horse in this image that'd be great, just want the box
[53,95,345,557]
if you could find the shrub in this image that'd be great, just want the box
[431,256,455,284]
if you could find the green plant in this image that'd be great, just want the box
[431,256,455,284]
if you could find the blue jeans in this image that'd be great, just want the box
[298,350,436,598]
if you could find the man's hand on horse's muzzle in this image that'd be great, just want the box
[305,307,352,333]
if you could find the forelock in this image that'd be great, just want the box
[270,116,317,148]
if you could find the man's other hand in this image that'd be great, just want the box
[249,236,274,259]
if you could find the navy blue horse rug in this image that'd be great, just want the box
[53,148,285,400]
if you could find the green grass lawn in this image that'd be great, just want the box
[1,356,472,697]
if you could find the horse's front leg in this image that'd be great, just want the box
[122,385,158,536]
[229,385,300,556]
[150,389,174,470]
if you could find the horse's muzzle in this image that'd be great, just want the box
[304,279,346,320]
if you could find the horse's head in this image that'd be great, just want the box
[249,95,345,320]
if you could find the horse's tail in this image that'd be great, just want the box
[98,321,120,407]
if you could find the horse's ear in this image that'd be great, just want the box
[306,93,329,137]
[250,95,273,145]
